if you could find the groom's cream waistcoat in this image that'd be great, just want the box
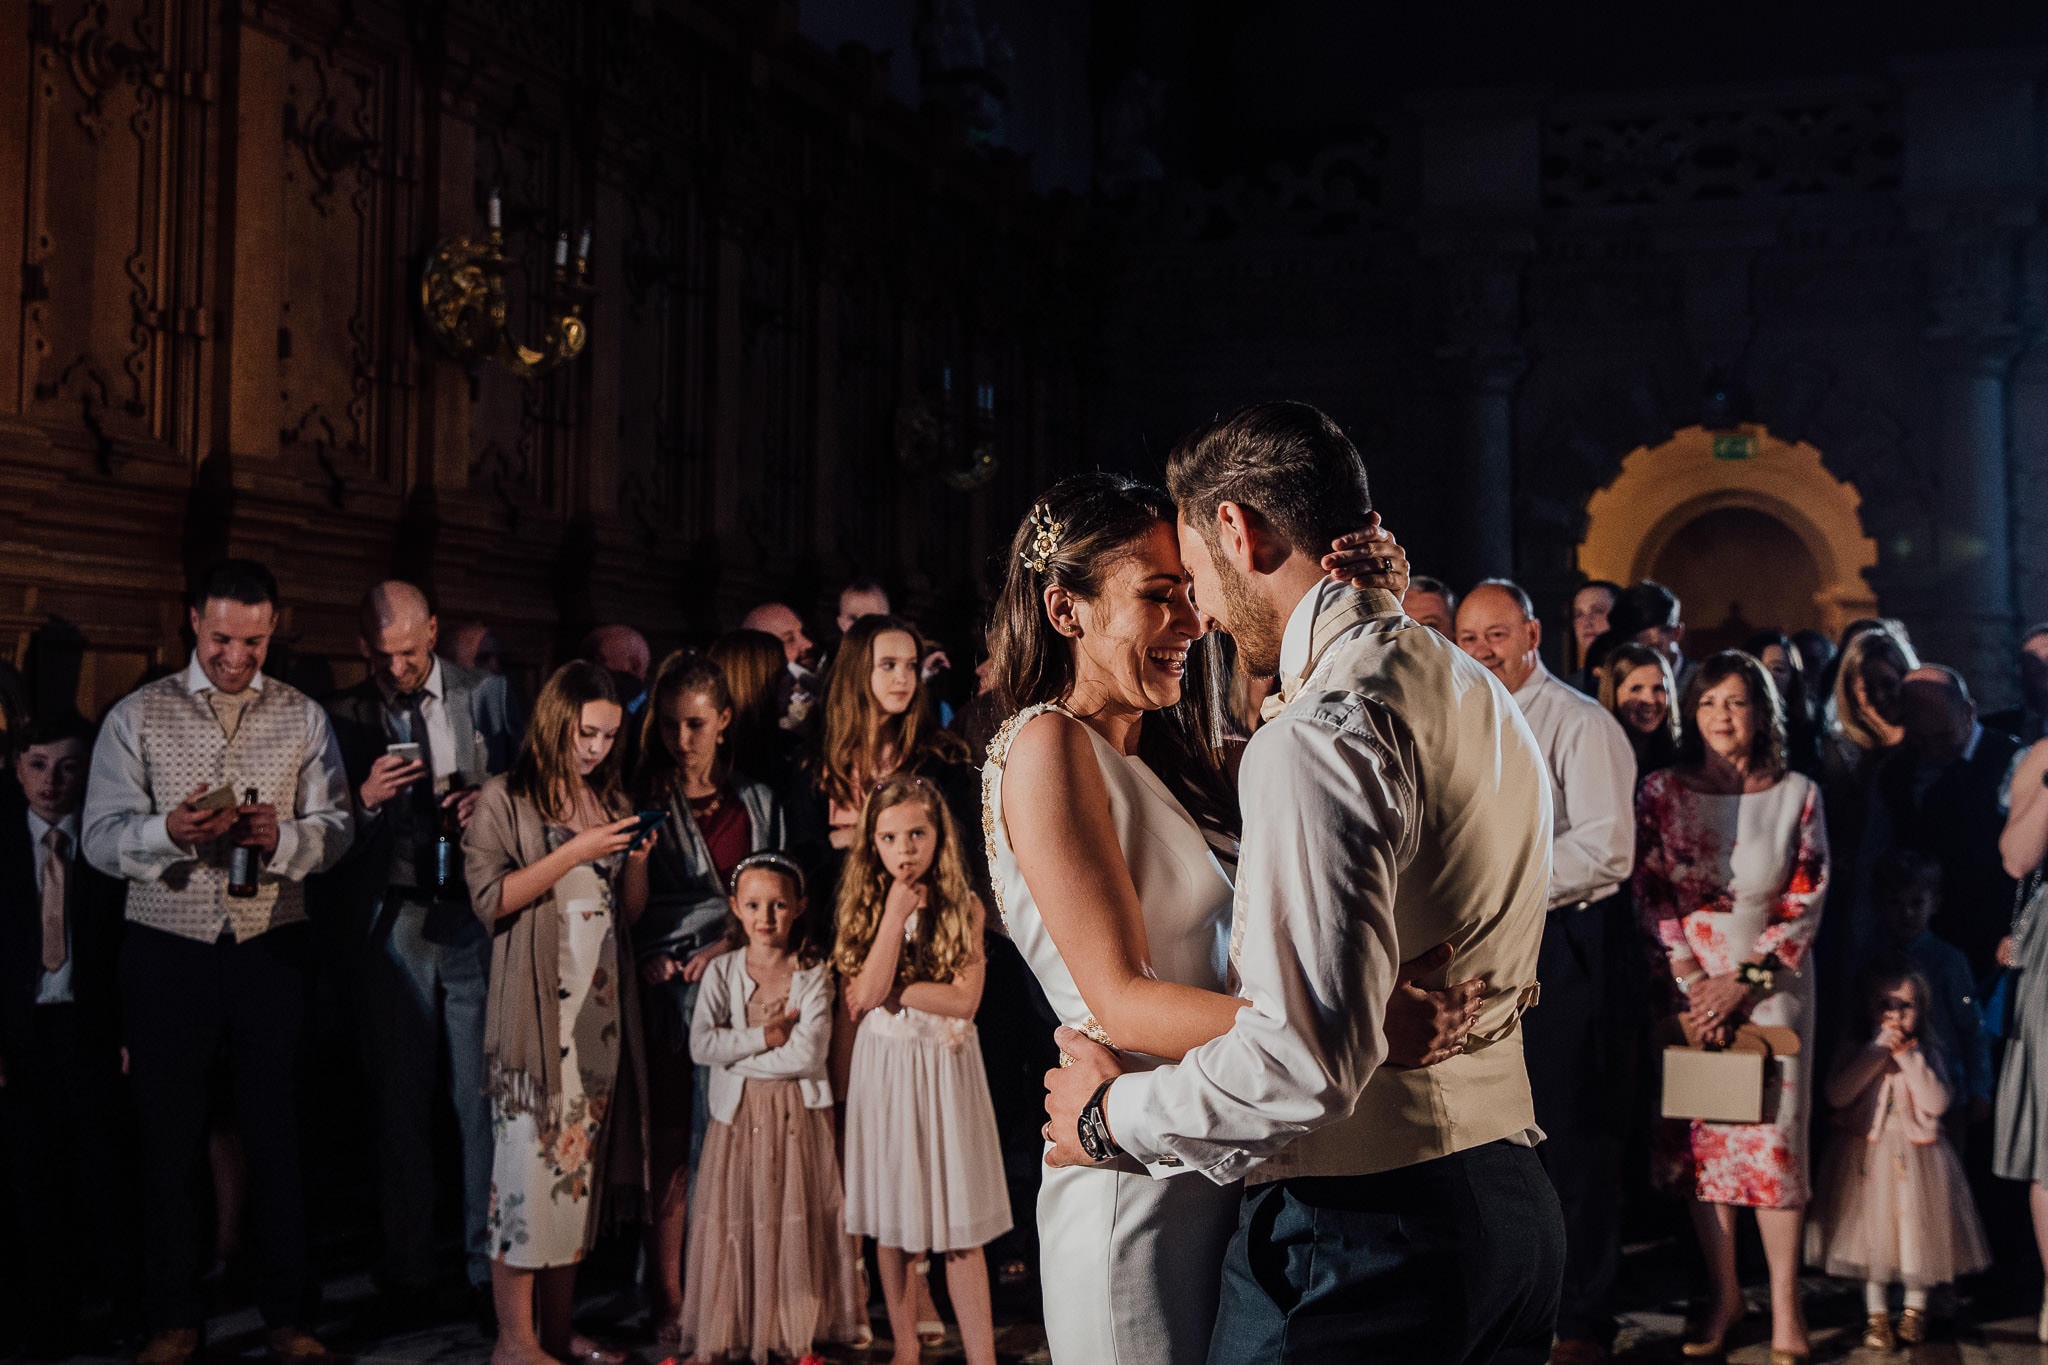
[1251,600,1554,1182]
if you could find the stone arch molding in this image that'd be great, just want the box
[1578,425,1879,639]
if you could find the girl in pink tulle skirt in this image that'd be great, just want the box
[1806,957,1989,1350]
[680,853,860,1364]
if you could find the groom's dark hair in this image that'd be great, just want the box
[1165,401,1372,556]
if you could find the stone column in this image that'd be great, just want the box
[1922,320,2021,692]
[1414,90,1540,590]
[2009,337,2048,635]
[1910,228,2028,694]
[1899,52,2038,699]
[1446,336,1526,583]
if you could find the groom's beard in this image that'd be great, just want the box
[1218,558,1285,678]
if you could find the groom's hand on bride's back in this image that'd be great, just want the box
[1384,943,1486,1069]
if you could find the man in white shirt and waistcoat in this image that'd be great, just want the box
[83,559,352,1365]
[1459,579,1638,1365]
[1047,401,1565,1363]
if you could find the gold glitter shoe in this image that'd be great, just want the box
[1896,1307,1927,1345]
[1861,1312,1896,1352]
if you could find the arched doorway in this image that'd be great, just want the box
[1578,425,1878,643]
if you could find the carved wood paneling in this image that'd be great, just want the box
[271,17,416,492]
[21,0,186,455]
[0,0,1090,718]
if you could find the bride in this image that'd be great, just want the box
[983,472,1477,1364]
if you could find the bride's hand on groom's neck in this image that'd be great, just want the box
[1320,514,1410,597]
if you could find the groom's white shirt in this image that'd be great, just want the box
[1105,580,1554,1185]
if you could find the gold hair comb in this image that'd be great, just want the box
[1021,504,1065,575]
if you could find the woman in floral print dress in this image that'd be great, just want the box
[466,662,652,1365]
[1634,651,1829,1363]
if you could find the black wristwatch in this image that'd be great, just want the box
[1077,1079,1124,1163]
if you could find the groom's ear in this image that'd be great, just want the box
[1218,501,1287,574]
[1215,502,1257,573]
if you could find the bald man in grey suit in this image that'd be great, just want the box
[320,583,519,1317]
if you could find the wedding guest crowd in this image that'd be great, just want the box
[1411,567,2044,1361]
[6,538,2048,1365]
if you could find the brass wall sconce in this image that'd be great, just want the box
[896,367,998,490]
[420,189,593,377]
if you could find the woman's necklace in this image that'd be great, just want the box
[683,762,723,818]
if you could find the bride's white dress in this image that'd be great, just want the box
[984,704,1243,1365]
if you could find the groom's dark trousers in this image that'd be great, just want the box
[1206,1139,1565,1364]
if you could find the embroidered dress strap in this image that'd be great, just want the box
[980,701,1075,930]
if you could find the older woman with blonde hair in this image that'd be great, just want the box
[1825,622,1918,775]
[1811,622,1920,1061]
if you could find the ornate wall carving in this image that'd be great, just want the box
[1540,89,1902,209]
[0,0,1083,714]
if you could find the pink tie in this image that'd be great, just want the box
[40,826,68,973]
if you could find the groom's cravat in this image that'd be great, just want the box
[1258,687,1292,726]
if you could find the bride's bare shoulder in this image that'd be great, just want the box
[1002,706,1094,782]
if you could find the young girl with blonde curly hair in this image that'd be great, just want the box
[833,774,1010,1365]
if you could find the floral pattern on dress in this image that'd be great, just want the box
[488,1185,530,1258]
[1635,775,1827,978]
[486,837,623,1268]
[545,1094,599,1203]
[1634,768,1830,1209]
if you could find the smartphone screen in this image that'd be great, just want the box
[628,809,668,851]
[386,742,423,764]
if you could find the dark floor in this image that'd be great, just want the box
[17,1228,2048,1365]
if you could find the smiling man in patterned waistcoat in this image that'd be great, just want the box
[82,559,353,1365]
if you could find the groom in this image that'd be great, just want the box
[1046,401,1566,1363]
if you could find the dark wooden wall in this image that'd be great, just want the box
[0,0,1085,714]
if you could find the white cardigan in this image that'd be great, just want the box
[688,949,835,1122]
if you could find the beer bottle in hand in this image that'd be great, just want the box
[228,787,261,898]
[435,776,468,896]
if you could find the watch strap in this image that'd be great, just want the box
[1077,1078,1123,1163]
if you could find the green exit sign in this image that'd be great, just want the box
[1712,433,1758,461]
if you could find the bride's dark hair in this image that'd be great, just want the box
[987,471,1239,838]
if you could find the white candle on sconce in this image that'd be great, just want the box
[577,227,592,267]
[554,232,569,268]
[487,188,502,230]
[941,365,953,395]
